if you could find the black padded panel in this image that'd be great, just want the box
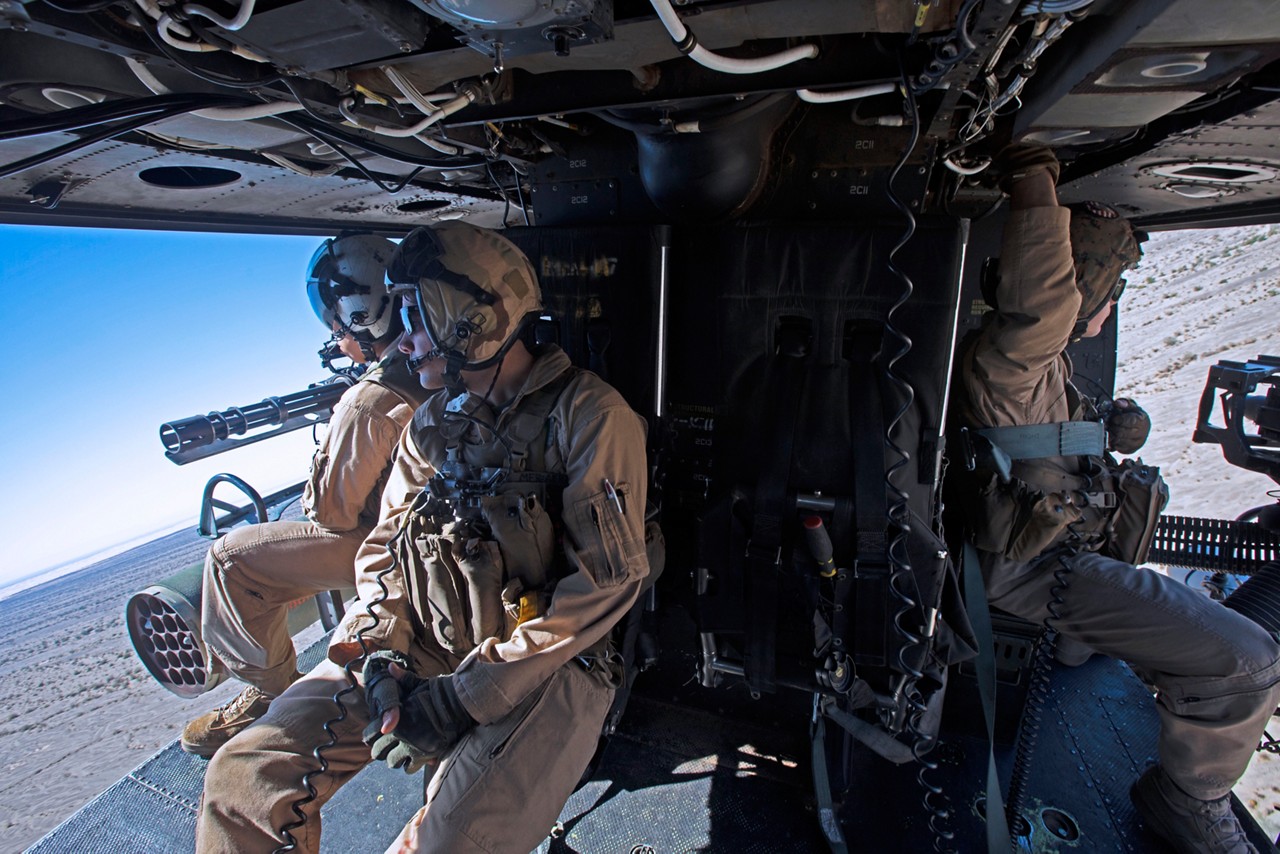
[503,226,663,424]
[663,220,966,521]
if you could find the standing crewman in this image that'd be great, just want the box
[956,143,1280,853]
[182,234,427,757]
[196,222,654,853]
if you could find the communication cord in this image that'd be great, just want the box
[882,60,955,853]
[272,400,516,851]
[271,503,422,852]
[1003,485,1087,840]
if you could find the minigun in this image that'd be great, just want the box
[1193,354,1280,484]
[159,374,357,465]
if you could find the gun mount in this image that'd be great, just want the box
[1194,355,1280,484]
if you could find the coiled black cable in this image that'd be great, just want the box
[273,405,511,851]
[272,502,423,853]
[1003,483,1088,840]
[882,61,955,853]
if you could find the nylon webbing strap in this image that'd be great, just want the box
[846,330,888,667]
[962,543,1013,854]
[977,421,1105,460]
[587,319,612,382]
[502,366,577,472]
[811,709,850,854]
[745,327,809,695]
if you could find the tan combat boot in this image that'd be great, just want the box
[1131,765,1258,854]
[180,685,274,757]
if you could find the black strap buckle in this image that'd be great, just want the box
[745,540,782,565]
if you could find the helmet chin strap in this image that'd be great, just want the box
[412,345,448,376]
[442,350,468,397]
[405,342,469,395]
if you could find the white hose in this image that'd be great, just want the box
[261,152,341,177]
[132,0,164,23]
[126,56,301,119]
[648,0,817,74]
[383,66,453,116]
[797,82,897,103]
[943,155,991,176]
[417,134,460,155]
[156,11,268,60]
[182,0,255,31]
[339,89,476,138]
[195,99,304,119]
[157,13,219,51]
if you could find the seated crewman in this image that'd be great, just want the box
[181,234,427,756]
[956,143,1280,853]
[196,222,652,854]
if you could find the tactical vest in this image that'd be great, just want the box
[397,367,578,657]
[957,378,1166,564]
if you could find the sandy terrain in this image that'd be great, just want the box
[1,224,1278,853]
[1116,223,1280,520]
[0,505,327,853]
[1115,223,1280,840]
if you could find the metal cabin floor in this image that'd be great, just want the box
[27,631,1275,853]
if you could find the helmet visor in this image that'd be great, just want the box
[398,288,446,361]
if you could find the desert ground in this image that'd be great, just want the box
[1114,222,1280,841]
[1,223,1278,853]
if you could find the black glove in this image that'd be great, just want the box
[361,650,429,774]
[360,652,475,772]
[396,672,476,760]
[990,142,1060,193]
[361,649,412,724]
[1106,398,1151,454]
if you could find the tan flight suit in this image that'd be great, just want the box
[201,354,423,697]
[197,346,651,854]
[959,206,1280,801]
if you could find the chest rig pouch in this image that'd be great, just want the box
[1103,457,1169,565]
[962,421,1118,562]
[401,370,576,656]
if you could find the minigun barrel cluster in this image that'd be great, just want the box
[158,377,354,465]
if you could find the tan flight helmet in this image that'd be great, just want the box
[388,222,542,393]
[1068,201,1145,338]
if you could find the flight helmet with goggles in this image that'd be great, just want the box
[388,222,541,393]
[306,234,399,358]
[1068,201,1146,338]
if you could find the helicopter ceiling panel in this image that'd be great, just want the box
[2,0,1280,233]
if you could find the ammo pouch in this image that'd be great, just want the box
[405,490,558,657]
[1103,458,1169,565]
[964,422,1116,562]
[971,472,1085,563]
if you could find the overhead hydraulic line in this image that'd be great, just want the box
[0,93,260,140]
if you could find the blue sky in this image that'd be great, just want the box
[0,224,344,586]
